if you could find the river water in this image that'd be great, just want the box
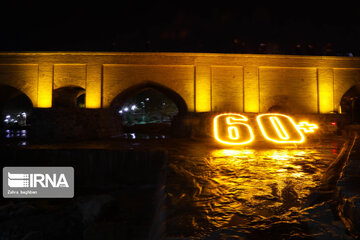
[1,129,350,239]
[164,138,348,239]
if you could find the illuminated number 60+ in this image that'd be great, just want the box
[256,113,305,143]
[213,113,255,145]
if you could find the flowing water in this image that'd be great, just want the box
[164,138,347,239]
[0,130,350,239]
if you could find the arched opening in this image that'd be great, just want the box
[52,86,85,108]
[111,83,187,139]
[340,85,360,123]
[0,85,33,144]
[267,95,294,114]
[267,105,289,114]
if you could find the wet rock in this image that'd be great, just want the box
[320,140,349,188]
[223,213,256,227]
[281,182,300,208]
[337,178,360,199]
[301,202,352,240]
[303,189,335,208]
[302,164,317,174]
[336,134,360,238]
[338,195,360,238]
[77,195,117,225]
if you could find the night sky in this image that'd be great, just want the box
[1,2,360,56]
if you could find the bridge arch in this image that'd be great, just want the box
[0,85,33,113]
[340,85,360,122]
[267,105,290,114]
[52,86,85,108]
[0,85,33,138]
[0,64,38,107]
[110,82,188,136]
[110,82,188,115]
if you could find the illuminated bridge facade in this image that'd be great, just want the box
[1,52,360,114]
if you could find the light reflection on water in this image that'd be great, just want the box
[209,149,320,224]
[3,129,28,146]
[5,129,27,139]
[120,132,166,140]
[166,142,341,237]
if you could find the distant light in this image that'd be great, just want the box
[331,122,336,126]
[6,115,10,119]
[131,105,137,110]
[21,112,26,117]
[119,110,123,114]
[124,107,129,112]
[145,98,150,101]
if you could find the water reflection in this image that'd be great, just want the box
[209,149,320,224]
[120,132,167,140]
[166,142,342,237]
[2,129,28,146]
[5,129,27,139]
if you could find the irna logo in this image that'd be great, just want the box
[3,167,74,198]
[8,172,69,188]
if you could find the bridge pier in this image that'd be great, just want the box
[28,110,350,143]
[30,108,122,143]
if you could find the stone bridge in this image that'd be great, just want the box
[1,52,360,114]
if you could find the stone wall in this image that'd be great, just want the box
[0,53,360,113]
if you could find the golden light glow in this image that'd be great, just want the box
[206,147,334,227]
[243,66,259,113]
[257,113,305,143]
[214,113,319,145]
[228,126,240,139]
[269,117,289,140]
[85,94,101,108]
[37,93,52,108]
[37,86,52,108]
[195,65,211,112]
[318,68,334,113]
[37,65,53,108]
[297,122,318,133]
[214,113,254,145]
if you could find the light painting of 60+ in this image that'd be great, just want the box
[213,113,318,145]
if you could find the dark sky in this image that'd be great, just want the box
[1,2,360,56]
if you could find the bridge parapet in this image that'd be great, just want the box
[0,52,359,114]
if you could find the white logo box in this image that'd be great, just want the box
[3,167,74,198]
